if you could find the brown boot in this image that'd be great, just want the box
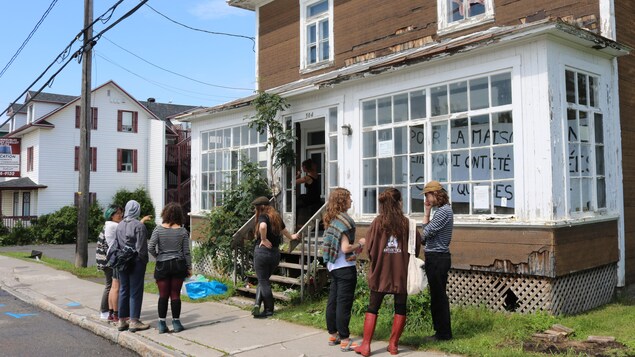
[354,312,377,357]
[387,314,406,355]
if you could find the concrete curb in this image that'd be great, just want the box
[1,283,182,357]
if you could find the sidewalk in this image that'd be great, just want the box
[0,247,459,357]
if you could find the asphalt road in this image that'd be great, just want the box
[0,288,138,357]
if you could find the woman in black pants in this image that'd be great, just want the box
[422,180,453,341]
[251,196,298,318]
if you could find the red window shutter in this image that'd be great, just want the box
[133,149,138,172]
[117,111,122,132]
[132,112,138,133]
[92,107,98,130]
[91,147,97,171]
[117,149,122,172]
[74,192,79,207]
[74,146,79,171]
[75,106,81,128]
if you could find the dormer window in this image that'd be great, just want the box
[437,0,494,34]
[300,0,333,71]
[27,104,34,124]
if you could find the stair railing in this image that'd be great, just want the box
[292,202,327,301]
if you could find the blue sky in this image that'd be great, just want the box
[0,0,257,116]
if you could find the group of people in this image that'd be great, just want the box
[249,179,454,356]
[96,200,191,334]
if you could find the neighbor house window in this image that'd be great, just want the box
[117,149,137,172]
[13,192,19,216]
[75,106,98,130]
[22,192,30,216]
[362,71,514,215]
[437,0,494,34]
[74,146,97,171]
[117,110,138,133]
[27,146,34,172]
[301,0,333,70]
[200,124,267,210]
[565,69,605,213]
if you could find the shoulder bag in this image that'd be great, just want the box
[406,218,428,295]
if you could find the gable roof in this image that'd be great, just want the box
[177,19,630,121]
[26,91,77,105]
[139,101,200,121]
[0,177,47,190]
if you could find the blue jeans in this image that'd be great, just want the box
[253,246,280,312]
[326,266,357,339]
[118,257,147,319]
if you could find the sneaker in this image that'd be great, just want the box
[129,320,150,332]
[172,319,185,333]
[117,319,129,331]
[99,311,110,320]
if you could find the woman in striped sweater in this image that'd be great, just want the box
[422,180,454,341]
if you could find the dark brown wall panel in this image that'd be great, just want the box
[258,0,600,90]
[616,0,635,286]
[553,221,619,276]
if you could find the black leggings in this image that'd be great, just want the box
[367,291,407,315]
[156,277,184,319]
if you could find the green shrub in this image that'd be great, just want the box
[111,187,156,233]
[195,159,271,276]
[32,203,104,244]
[0,222,35,246]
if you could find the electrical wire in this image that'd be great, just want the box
[144,3,255,52]
[102,36,253,91]
[0,0,59,80]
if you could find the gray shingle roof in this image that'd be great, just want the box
[0,177,47,190]
[27,91,77,104]
[139,101,200,120]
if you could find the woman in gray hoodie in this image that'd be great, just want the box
[115,200,151,332]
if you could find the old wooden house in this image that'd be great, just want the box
[179,1,635,314]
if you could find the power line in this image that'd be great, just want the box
[95,51,247,102]
[144,3,256,51]
[0,0,59,80]
[102,36,253,91]
[1,0,148,127]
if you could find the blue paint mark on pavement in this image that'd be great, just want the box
[0,304,5,307]
[66,302,81,307]
[5,312,38,318]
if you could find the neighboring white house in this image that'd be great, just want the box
[1,80,196,226]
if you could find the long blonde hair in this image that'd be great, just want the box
[322,188,351,227]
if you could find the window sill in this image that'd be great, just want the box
[437,16,495,36]
[300,60,334,75]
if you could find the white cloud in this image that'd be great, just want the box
[189,0,247,20]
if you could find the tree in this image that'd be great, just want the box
[247,91,296,202]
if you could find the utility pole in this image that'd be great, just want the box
[76,0,93,267]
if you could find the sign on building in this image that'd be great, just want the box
[0,138,21,177]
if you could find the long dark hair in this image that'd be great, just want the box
[377,188,408,237]
[254,205,283,236]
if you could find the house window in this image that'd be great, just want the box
[437,0,494,34]
[22,192,30,216]
[74,147,97,171]
[565,69,605,213]
[301,0,332,70]
[13,192,19,216]
[27,104,34,124]
[200,124,267,210]
[117,110,138,133]
[117,149,137,172]
[27,146,34,172]
[361,72,513,215]
[75,106,98,130]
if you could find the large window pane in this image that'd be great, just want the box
[492,111,513,144]
[363,159,377,185]
[378,158,392,185]
[394,94,408,123]
[450,118,468,149]
[363,131,376,158]
[378,97,392,125]
[470,114,489,147]
[432,152,449,181]
[394,126,407,155]
[470,77,489,110]
[471,148,490,181]
[363,100,376,127]
[449,81,468,113]
[491,72,511,106]
[410,90,426,119]
[493,146,514,180]
[432,122,448,151]
[363,188,377,213]
[451,183,470,214]
[431,85,448,116]
[451,149,469,181]
[410,125,425,153]
[494,180,514,214]
[395,156,408,184]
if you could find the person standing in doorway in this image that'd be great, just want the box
[149,202,191,334]
[251,196,298,318]
[322,188,365,352]
[422,180,453,341]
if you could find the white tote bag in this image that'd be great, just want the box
[406,218,428,295]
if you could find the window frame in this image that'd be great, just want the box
[300,0,334,72]
[564,68,605,215]
[75,106,98,130]
[117,148,137,173]
[27,146,34,172]
[437,0,495,35]
[74,146,97,172]
[117,110,138,133]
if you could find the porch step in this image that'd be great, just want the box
[235,286,291,302]
[246,273,302,286]
[278,262,311,270]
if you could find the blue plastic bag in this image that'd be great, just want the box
[184,281,228,300]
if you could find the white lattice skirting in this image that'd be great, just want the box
[448,264,617,315]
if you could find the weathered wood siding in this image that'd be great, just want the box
[257,0,601,90]
[616,1,635,286]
